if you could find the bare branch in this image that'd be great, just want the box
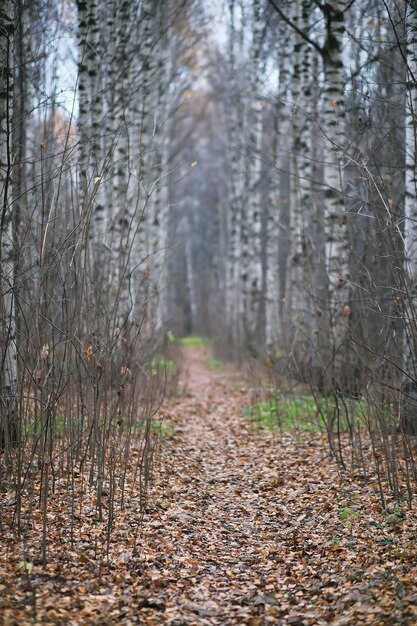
[266,0,323,55]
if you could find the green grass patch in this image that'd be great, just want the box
[166,330,176,343]
[246,395,368,433]
[23,412,176,441]
[178,336,212,347]
[149,357,177,376]
[148,420,176,438]
[339,507,359,521]
[23,414,67,438]
[207,357,223,370]
[118,416,176,438]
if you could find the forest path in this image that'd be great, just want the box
[2,346,416,625]
[136,347,415,626]
[142,346,306,625]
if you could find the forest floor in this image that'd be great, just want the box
[2,346,417,625]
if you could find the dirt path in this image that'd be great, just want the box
[2,347,417,625]
[135,347,417,626]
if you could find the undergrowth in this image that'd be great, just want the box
[149,358,177,376]
[246,395,369,433]
[207,358,223,370]
[22,414,176,440]
[147,420,177,438]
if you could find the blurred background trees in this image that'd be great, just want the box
[169,0,415,405]
[166,0,417,488]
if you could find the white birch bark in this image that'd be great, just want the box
[308,48,329,388]
[102,0,117,232]
[148,0,173,331]
[322,1,348,331]
[298,0,313,278]
[291,0,314,365]
[265,25,292,355]
[244,0,263,340]
[111,0,137,332]
[226,0,243,350]
[88,0,102,180]
[0,0,18,446]
[185,211,197,331]
[265,97,281,355]
[286,0,304,346]
[89,0,107,283]
[135,0,155,330]
[76,0,101,208]
[405,3,417,284]
[236,3,249,344]
[404,1,417,393]
[76,0,89,201]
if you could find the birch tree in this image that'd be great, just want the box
[404,4,417,288]
[0,0,18,447]
[147,0,174,331]
[244,0,264,342]
[286,0,306,359]
[226,0,244,351]
[265,25,292,355]
[110,0,139,336]
[76,0,101,207]
[403,0,417,428]
[320,0,350,391]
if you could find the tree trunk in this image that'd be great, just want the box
[286,0,304,357]
[264,139,280,356]
[287,0,314,377]
[148,0,173,332]
[226,0,243,353]
[244,0,263,345]
[0,0,18,448]
[265,33,290,355]
[321,0,350,392]
[402,1,417,433]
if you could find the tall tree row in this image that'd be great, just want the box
[75,0,174,344]
[207,1,395,386]
[167,0,417,427]
[0,0,199,540]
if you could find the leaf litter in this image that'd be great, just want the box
[1,347,417,624]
